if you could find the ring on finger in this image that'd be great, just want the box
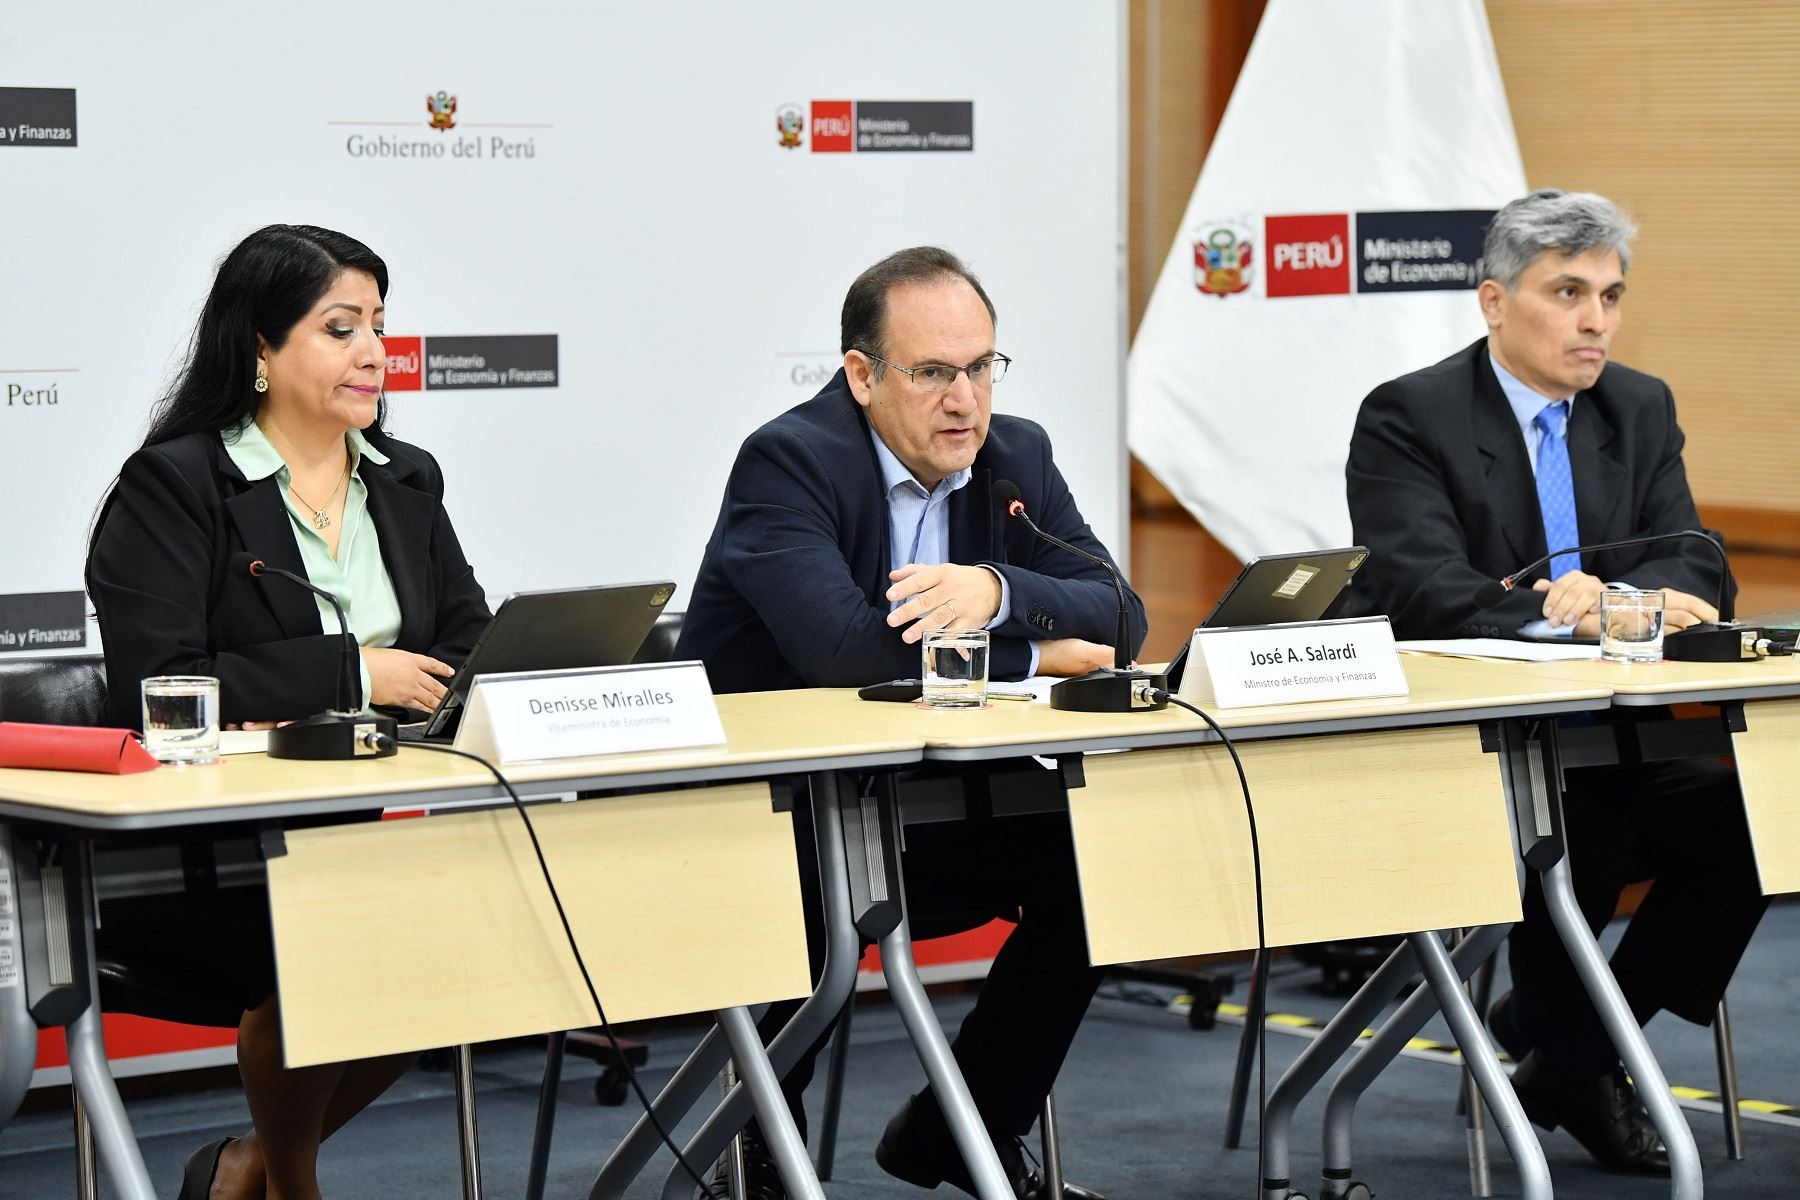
[939,598,958,626]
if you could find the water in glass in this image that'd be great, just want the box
[922,630,990,708]
[140,676,221,764]
[1599,591,1666,663]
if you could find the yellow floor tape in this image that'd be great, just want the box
[1170,996,1800,1124]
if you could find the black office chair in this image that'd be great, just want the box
[1,654,485,1198]
[631,610,686,666]
[0,654,110,727]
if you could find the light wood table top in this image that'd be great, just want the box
[908,653,1612,760]
[0,690,925,830]
[0,657,1617,829]
[1450,653,1800,705]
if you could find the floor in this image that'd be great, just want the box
[5,903,1798,1198]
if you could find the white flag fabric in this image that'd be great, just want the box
[1128,0,1527,560]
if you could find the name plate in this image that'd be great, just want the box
[1178,616,1409,709]
[453,662,726,764]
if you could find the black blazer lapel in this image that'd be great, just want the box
[1569,396,1627,546]
[1470,348,1546,567]
[361,462,438,649]
[222,476,323,639]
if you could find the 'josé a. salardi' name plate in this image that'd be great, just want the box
[1178,616,1408,709]
[453,662,725,764]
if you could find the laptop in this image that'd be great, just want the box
[404,580,677,741]
[1165,547,1370,691]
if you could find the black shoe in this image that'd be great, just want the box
[175,1136,232,1200]
[698,1132,786,1200]
[876,1091,1107,1199]
[1510,1052,1671,1176]
[1486,989,1533,1062]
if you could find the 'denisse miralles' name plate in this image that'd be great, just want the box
[453,662,725,764]
[1178,616,1409,709]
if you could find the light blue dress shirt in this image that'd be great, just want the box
[1490,353,1577,474]
[1488,354,1621,639]
[867,427,1040,675]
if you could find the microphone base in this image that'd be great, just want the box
[1662,622,1763,663]
[268,711,398,760]
[1050,669,1169,713]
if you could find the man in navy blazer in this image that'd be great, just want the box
[679,247,1143,1199]
[1347,191,1764,1176]
[680,316,1141,693]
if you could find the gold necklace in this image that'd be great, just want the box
[288,463,349,530]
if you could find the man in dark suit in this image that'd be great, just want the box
[1346,190,1765,1175]
[678,246,1145,1198]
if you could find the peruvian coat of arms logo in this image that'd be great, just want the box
[427,91,458,131]
[776,104,805,149]
[1193,222,1254,296]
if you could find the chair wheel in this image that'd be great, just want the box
[1187,979,1222,1030]
[594,1066,630,1106]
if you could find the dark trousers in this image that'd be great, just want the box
[761,765,1104,1141]
[1508,757,1768,1073]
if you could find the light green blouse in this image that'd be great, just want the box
[222,420,403,710]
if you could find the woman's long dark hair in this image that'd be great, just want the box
[140,224,391,448]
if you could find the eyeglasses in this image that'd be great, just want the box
[863,351,1011,396]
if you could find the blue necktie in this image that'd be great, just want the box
[1534,401,1581,578]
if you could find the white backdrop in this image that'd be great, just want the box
[0,2,1126,649]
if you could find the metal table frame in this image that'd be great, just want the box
[1257,714,1706,1200]
[0,750,919,1200]
[595,692,1621,1200]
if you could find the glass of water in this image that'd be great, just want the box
[1599,589,1666,663]
[140,675,221,764]
[921,628,990,709]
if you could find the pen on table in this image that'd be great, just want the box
[990,691,1036,702]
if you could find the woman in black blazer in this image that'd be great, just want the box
[86,225,491,1200]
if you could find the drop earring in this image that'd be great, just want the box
[254,364,269,394]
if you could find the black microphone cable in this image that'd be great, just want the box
[1139,685,1268,1199]
[367,733,725,1200]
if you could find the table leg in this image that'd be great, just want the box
[1532,726,1703,1200]
[1409,931,1551,1200]
[1040,1090,1065,1199]
[65,999,154,1200]
[716,1005,825,1200]
[63,843,155,1200]
[523,1031,565,1200]
[1259,938,1420,1200]
[879,915,1013,1200]
[1541,854,1702,1198]
[592,1024,730,1200]
[638,774,860,1200]
[1224,947,1269,1150]
[1317,924,1508,1196]
[815,992,855,1179]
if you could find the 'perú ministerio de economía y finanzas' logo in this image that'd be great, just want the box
[333,89,548,160]
[776,100,973,153]
[1192,211,1495,299]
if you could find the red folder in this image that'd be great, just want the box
[0,723,161,775]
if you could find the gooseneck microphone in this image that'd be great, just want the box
[992,480,1131,670]
[1470,529,1766,662]
[991,479,1166,712]
[230,551,396,758]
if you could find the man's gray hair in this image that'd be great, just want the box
[1482,189,1637,290]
